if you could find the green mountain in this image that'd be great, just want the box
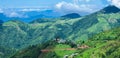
[0,20,3,29]
[61,13,81,19]
[98,5,120,14]
[1,5,120,58]
[10,27,120,58]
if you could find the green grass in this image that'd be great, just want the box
[54,44,76,57]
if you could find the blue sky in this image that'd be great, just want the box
[0,0,120,16]
[0,0,109,8]
[0,0,71,8]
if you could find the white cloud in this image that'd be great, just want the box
[55,1,98,15]
[85,0,90,2]
[21,8,47,12]
[9,12,20,17]
[5,12,28,18]
[108,0,120,8]
[79,0,90,2]
[0,9,3,13]
[73,0,79,4]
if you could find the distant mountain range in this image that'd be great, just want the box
[0,9,60,22]
[1,5,120,58]
[0,9,82,22]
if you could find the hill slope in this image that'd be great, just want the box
[10,27,120,58]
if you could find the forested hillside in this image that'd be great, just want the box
[11,27,120,58]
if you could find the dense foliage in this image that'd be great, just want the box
[74,28,120,58]
[11,27,120,58]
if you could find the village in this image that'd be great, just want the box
[41,37,89,58]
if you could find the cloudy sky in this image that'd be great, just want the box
[0,0,120,16]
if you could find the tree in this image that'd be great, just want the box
[0,20,3,30]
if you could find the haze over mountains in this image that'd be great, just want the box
[0,4,120,22]
[0,8,84,22]
[0,9,61,22]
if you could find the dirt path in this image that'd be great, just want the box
[41,48,76,52]
[41,45,89,52]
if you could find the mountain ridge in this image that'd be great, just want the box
[61,13,81,19]
[97,5,120,14]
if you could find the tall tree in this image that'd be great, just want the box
[0,20,3,30]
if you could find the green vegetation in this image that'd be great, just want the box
[54,44,76,57]
[74,28,120,58]
[11,27,120,58]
